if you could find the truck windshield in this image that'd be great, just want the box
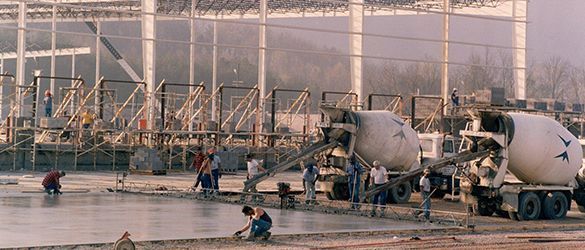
[420,140,433,153]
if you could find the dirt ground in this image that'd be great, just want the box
[3,170,585,249]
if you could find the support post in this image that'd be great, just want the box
[258,0,267,133]
[95,21,101,113]
[50,3,56,95]
[188,0,197,131]
[441,0,450,115]
[349,0,364,110]
[141,0,157,133]
[211,20,218,121]
[16,2,27,117]
[513,0,527,100]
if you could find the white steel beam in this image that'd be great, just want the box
[0,47,91,59]
[211,20,218,122]
[50,3,56,95]
[513,0,527,100]
[188,0,197,131]
[258,0,267,130]
[141,0,156,132]
[16,1,26,117]
[95,21,101,113]
[349,0,363,107]
[441,0,450,115]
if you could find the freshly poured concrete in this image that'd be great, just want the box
[0,193,441,248]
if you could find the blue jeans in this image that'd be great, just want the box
[372,184,387,207]
[200,174,212,194]
[348,175,360,204]
[211,169,220,191]
[251,219,272,235]
[82,123,90,129]
[45,108,52,117]
[44,183,61,194]
[421,191,431,220]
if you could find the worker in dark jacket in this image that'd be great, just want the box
[42,170,66,195]
[234,205,272,241]
[347,155,364,209]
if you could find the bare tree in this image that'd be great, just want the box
[567,66,585,104]
[540,56,570,100]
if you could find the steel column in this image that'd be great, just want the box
[188,0,197,131]
[349,0,364,109]
[142,0,157,131]
[211,20,218,121]
[16,2,26,117]
[50,3,56,95]
[513,0,527,100]
[95,21,101,113]
[441,0,450,115]
[258,0,267,132]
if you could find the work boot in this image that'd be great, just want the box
[262,231,272,240]
[246,232,256,241]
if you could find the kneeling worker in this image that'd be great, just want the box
[42,170,66,195]
[234,205,272,240]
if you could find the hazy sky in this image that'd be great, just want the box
[268,0,585,67]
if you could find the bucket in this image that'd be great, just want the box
[139,119,147,130]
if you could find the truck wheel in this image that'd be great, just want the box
[477,198,495,216]
[518,192,541,221]
[543,192,568,220]
[388,182,412,204]
[431,191,446,199]
[326,183,349,201]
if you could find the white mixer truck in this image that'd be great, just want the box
[317,106,462,203]
[460,111,585,220]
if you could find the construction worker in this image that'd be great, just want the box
[420,169,432,221]
[246,154,265,193]
[347,155,364,209]
[190,147,206,190]
[43,90,53,117]
[208,148,222,193]
[42,170,66,195]
[302,162,319,204]
[200,153,213,195]
[451,88,460,107]
[81,109,95,129]
[370,160,388,216]
[234,205,272,241]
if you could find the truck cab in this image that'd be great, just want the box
[418,133,461,198]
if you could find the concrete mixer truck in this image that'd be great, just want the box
[243,105,463,204]
[460,111,585,220]
[316,106,461,203]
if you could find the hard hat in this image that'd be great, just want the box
[423,169,430,174]
[452,88,458,92]
[372,160,380,166]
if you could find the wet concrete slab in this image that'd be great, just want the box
[0,193,442,248]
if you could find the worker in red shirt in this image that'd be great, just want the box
[190,147,206,191]
[42,170,66,195]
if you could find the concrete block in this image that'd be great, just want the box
[39,117,68,129]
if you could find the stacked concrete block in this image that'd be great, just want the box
[130,147,164,171]
[39,117,68,129]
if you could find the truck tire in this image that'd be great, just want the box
[518,192,541,221]
[388,182,412,204]
[543,192,568,220]
[477,198,495,216]
[325,183,349,201]
[431,191,446,199]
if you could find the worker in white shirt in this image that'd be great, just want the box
[419,168,432,221]
[246,154,265,193]
[369,160,388,216]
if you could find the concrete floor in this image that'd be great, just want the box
[0,192,442,248]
